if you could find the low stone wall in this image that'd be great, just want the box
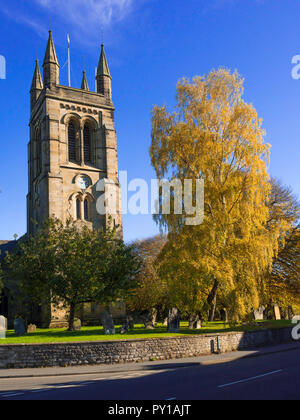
[0,327,295,369]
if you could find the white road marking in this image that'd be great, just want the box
[1,392,24,397]
[218,369,283,388]
[31,388,53,393]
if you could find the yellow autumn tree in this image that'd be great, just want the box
[150,69,286,321]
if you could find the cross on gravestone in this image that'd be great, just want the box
[167,308,180,333]
[0,315,7,339]
[14,318,26,336]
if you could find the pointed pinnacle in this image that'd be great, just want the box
[81,70,89,91]
[97,44,111,78]
[43,30,59,66]
[31,59,43,91]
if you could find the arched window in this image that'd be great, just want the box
[83,125,92,164]
[76,198,81,220]
[84,199,89,221]
[68,122,77,162]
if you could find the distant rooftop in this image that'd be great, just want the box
[0,240,17,260]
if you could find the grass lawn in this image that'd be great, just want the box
[0,320,293,345]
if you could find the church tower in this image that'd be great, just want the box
[27,31,122,236]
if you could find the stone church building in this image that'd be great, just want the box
[0,31,124,327]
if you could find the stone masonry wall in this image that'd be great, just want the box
[0,327,295,369]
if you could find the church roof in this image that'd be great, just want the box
[81,70,89,91]
[43,30,59,67]
[97,44,111,78]
[31,59,43,91]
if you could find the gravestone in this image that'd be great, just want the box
[167,308,180,333]
[27,324,37,333]
[14,318,26,336]
[189,313,202,329]
[120,315,134,334]
[273,304,281,320]
[126,315,134,330]
[100,311,115,335]
[120,324,129,334]
[254,306,265,321]
[0,315,7,339]
[73,319,81,331]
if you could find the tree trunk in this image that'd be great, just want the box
[208,296,217,322]
[68,303,76,331]
[207,277,219,322]
[141,308,157,329]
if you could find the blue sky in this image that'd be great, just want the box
[0,0,299,242]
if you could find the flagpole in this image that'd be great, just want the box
[67,34,71,87]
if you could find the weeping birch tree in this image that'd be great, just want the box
[150,69,286,321]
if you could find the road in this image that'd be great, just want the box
[0,345,299,400]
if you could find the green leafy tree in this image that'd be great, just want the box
[263,179,300,310]
[6,219,141,330]
[126,235,168,322]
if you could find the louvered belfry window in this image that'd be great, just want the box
[76,198,81,220]
[83,125,92,164]
[68,122,77,162]
[84,199,89,221]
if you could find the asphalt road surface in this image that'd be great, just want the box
[0,347,299,400]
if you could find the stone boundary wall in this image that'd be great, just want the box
[0,327,295,369]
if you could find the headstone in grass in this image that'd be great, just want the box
[27,324,37,333]
[120,324,129,334]
[254,306,265,321]
[126,315,134,330]
[100,311,115,335]
[273,304,281,320]
[168,308,180,333]
[73,319,81,331]
[0,316,7,339]
[14,318,26,336]
[189,313,202,329]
